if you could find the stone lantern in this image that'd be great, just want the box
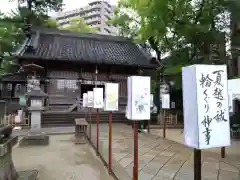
[25,88,47,133]
[19,76,49,146]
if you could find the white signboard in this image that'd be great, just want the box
[87,91,93,107]
[127,76,151,120]
[182,64,230,149]
[93,88,104,108]
[161,94,170,109]
[104,83,119,111]
[82,93,87,107]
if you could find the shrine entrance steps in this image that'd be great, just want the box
[41,112,128,127]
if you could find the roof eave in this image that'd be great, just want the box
[16,55,157,69]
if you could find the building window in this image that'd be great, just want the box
[105,8,111,14]
[57,80,65,89]
[57,80,78,89]
[88,20,101,26]
[7,84,12,91]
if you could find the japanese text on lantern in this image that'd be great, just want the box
[199,70,227,146]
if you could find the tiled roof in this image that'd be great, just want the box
[15,28,156,68]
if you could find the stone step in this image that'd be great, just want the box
[41,112,130,127]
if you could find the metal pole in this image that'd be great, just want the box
[194,148,202,180]
[133,120,138,180]
[108,111,112,173]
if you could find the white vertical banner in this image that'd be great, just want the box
[161,94,170,109]
[93,88,104,108]
[104,83,119,111]
[82,93,88,107]
[87,91,93,107]
[182,64,230,149]
[127,76,151,120]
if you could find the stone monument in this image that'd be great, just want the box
[0,125,18,180]
[19,76,49,146]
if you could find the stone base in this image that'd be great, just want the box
[19,133,49,147]
[0,136,18,180]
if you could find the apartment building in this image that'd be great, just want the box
[55,1,117,35]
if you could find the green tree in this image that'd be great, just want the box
[44,18,58,28]
[110,0,233,118]
[60,17,96,33]
[0,0,64,74]
[110,0,229,87]
[0,12,24,74]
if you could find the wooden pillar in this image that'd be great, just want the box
[133,120,139,180]
[11,83,16,98]
[108,111,112,173]
[44,63,49,107]
[194,149,202,180]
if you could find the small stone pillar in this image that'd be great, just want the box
[0,126,18,180]
[19,87,49,146]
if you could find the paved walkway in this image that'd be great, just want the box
[13,124,240,180]
[87,124,240,180]
[13,135,113,180]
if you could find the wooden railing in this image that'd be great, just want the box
[1,113,30,128]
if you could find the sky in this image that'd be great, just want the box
[0,0,117,16]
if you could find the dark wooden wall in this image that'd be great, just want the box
[3,58,156,108]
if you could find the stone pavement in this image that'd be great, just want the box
[13,135,114,180]
[87,124,240,180]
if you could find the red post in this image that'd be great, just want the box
[163,109,166,138]
[194,148,202,180]
[89,108,92,141]
[133,120,138,180]
[221,147,225,158]
[96,108,100,155]
[147,120,150,133]
[108,111,112,174]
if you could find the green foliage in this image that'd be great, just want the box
[44,18,58,28]
[0,0,64,75]
[10,0,63,14]
[151,79,158,94]
[110,0,231,90]
[60,17,96,33]
[0,12,23,75]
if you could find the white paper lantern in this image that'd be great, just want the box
[104,83,119,111]
[182,64,230,149]
[82,93,88,107]
[87,91,93,107]
[93,88,104,108]
[127,76,151,120]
